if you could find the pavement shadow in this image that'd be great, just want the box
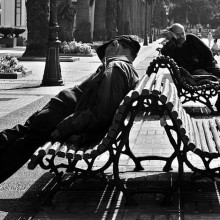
[36,172,175,219]
[33,172,220,219]
[0,172,56,219]
[1,170,220,219]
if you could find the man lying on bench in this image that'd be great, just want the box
[0,35,140,184]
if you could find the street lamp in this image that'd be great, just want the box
[41,0,64,86]
[164,5,169,27]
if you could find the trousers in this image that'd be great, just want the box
[0,105,71,183]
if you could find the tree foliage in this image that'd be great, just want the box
[165,0,220,28]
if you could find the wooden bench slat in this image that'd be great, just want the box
[209,120,220,154]
[187,115,196,149]
[159,78,170,103]
[180,109,188,143]
[30,148,41,163]
[124,90,138,104]
[202,120,217,154]
[66,145,78,159]
[48,142,61,155]
[90,145,99,158]
[152,74,164,96]
[114,112,123,122]
[110,122,120,132]
[191,118,202,152]
[215,118,220,153]
[142,72,157,95]
[175,107,184,128]
[117,105,126,114]
[75,149,84,160]
[39,141,53,156]
[166,84,175,110]
[134,74,150,95]
[171,95,180,120]
[83,147,94,160]
[97,142,108,153]
[196,121,210,154]
[107,128,118,139]
[124,75,150,103]
[28,148,42,170]
[215,118,220,132]
[176,101,183,127]
[57,142,70,158]
[186,114,191,138]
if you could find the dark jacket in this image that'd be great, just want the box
[49,56,139,144]
[161,33,217,73]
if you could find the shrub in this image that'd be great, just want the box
[60,41,96,54]
[0,54,25,73]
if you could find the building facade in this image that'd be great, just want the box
[0,0,27,38]
[0,0,158,44]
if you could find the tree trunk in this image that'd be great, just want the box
[144,0,150,45]
[123,0,132,35]
[23,0,49,57]
[105,0,117,40]
[117,0,124,35]
[94,0,107,41]
[57,0,75,42]
[75,0,92,43]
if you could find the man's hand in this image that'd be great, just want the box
[67,134,82,144]
[162,30,177,41]
[51,129,61,140]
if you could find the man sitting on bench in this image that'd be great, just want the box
[0,35,140,184]
[161,23,220,110]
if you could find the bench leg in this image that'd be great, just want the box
[163,152,176,172]
[124,141,145,171]
[113,140,137,206]
[41,174,64,206]
[162,149,184,206]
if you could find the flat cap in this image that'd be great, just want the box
[96,35,141,60]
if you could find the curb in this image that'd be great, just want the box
[18,56,80,62]
[0,70,32,79]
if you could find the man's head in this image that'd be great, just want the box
[96,35,140,62]
[170,23,186,46]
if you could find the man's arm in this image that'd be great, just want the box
[161,30,178,58]
[188,34,216,68]
[55,64,134,140]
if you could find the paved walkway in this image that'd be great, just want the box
[0,39,220,220]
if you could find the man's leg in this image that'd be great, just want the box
[0,130,49,183]
[0,108,70,183]
[0,111,39,149]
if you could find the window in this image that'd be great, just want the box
[15,0,21,26]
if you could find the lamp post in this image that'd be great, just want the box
[165,5,169,27]
[41,0,64,86]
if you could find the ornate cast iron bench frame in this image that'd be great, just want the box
[28,75,172,206]
[28,72,220,206]
[146,55,220,114]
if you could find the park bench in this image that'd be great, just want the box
[146,55,220,114]
[28,74,172,206]
[28,72,220,206]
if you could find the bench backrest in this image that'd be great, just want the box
[29,71,220,171]
[143,72,220,158]
[146,56,220,92]
[28,74,150,169]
